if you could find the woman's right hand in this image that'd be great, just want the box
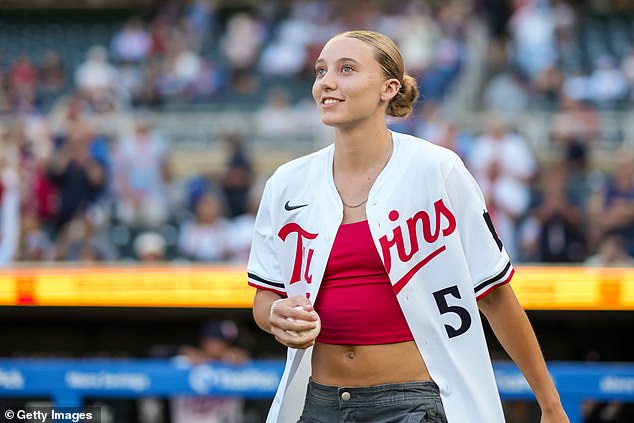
[268,295,321,349]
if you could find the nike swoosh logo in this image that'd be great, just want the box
[284,201,308,211]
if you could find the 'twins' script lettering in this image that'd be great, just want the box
[379,199,456,275]
[278,223,317,285]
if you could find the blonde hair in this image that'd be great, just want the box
[339,30,419,118]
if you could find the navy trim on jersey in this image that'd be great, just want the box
[247,272,285,289]
[474,261,512,296]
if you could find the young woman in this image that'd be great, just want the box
[248,30,569,423]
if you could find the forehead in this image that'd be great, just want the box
[317,36,376,64]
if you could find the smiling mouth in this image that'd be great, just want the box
[322,98,342,105]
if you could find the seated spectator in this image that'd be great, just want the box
[254,88,301,139]
[482,66,531,125]
[171,319,248,423]
[178,190,231,262]
[37,50,66,94]
[588,55,629,108]
[519,164,586,262]
[110,17,151,64]
[16,212,53,262]
[219,133,253,217]
[52,209,115,262]
[584,232,634,268]
[228,178,264,263]
[588,150,634,256]
[134,231,166,262]
[74,46,120,113]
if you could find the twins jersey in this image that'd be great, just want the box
[247,131,514,423]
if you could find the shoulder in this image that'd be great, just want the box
[393,131,461,169]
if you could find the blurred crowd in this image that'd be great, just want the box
[0,0,632,267]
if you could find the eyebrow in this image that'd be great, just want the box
[315,57,362,66]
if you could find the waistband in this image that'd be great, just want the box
[305,378,440,408]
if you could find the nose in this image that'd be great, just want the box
[319,70,336,91]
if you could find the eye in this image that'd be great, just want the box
[315,66,326,77]
[341,64,353,73]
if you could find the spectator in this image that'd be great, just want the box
[178,190,231,262]
[219,134,254,217]
[588,55,629,108]
[134,231,166,262]
[37,50,66,93]
[111,114,171,229]
[0,147,20,265]
[519,163,586,262]
[52,209,115,262]
[254,88,301,139]
[467,113,537,260]
[508,0,558,81]
[562,66,593,104]
[9,53,38,91]
[16,212,53,262]
[47,121,107,235]
[110,17,151,64]
[588,150,634,256]
[220,12,265,90]
[482,66,531,124]
[74,45,120,113]
[584,232,634,268]
[171,319,248,423]
[228,178,264,263]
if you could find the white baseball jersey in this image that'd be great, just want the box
[247,131,514,423]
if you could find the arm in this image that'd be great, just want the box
[253,289,320,350]
[478,284,569,423]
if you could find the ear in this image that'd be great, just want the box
[380,78,401,102]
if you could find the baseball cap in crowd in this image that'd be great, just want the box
[200,319,239,345]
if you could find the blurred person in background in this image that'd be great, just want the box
[467,113,536,261]
[74,45,121,113]
[134,230,166,262]
[47,120,107,237]
[112,113,171,230]
[518,163,586,263]
[170,319,249,423]
[587,149,634,257]
[178,190,231,262]
[254,88,302,141]
[588,55,629,109]
[110,17,151,64]
[0,127,20,264]
[220,133,254,218]
[228,177,265,263]
[584,232,634,268]
[52,208,116,262]
[37,50,66,94]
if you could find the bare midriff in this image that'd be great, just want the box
[311,340,432,387]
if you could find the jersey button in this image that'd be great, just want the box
[341,391,351,401]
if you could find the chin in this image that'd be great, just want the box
[319,114,349,128]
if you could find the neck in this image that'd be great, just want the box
[333,127,392,173]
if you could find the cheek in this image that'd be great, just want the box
[311,81,320,104]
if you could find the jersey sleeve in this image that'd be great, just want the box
[445,158,514,299]
[247,177,287,296]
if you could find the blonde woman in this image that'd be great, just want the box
[248,30,569,423]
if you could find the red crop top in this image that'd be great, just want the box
[314,220,414,345]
